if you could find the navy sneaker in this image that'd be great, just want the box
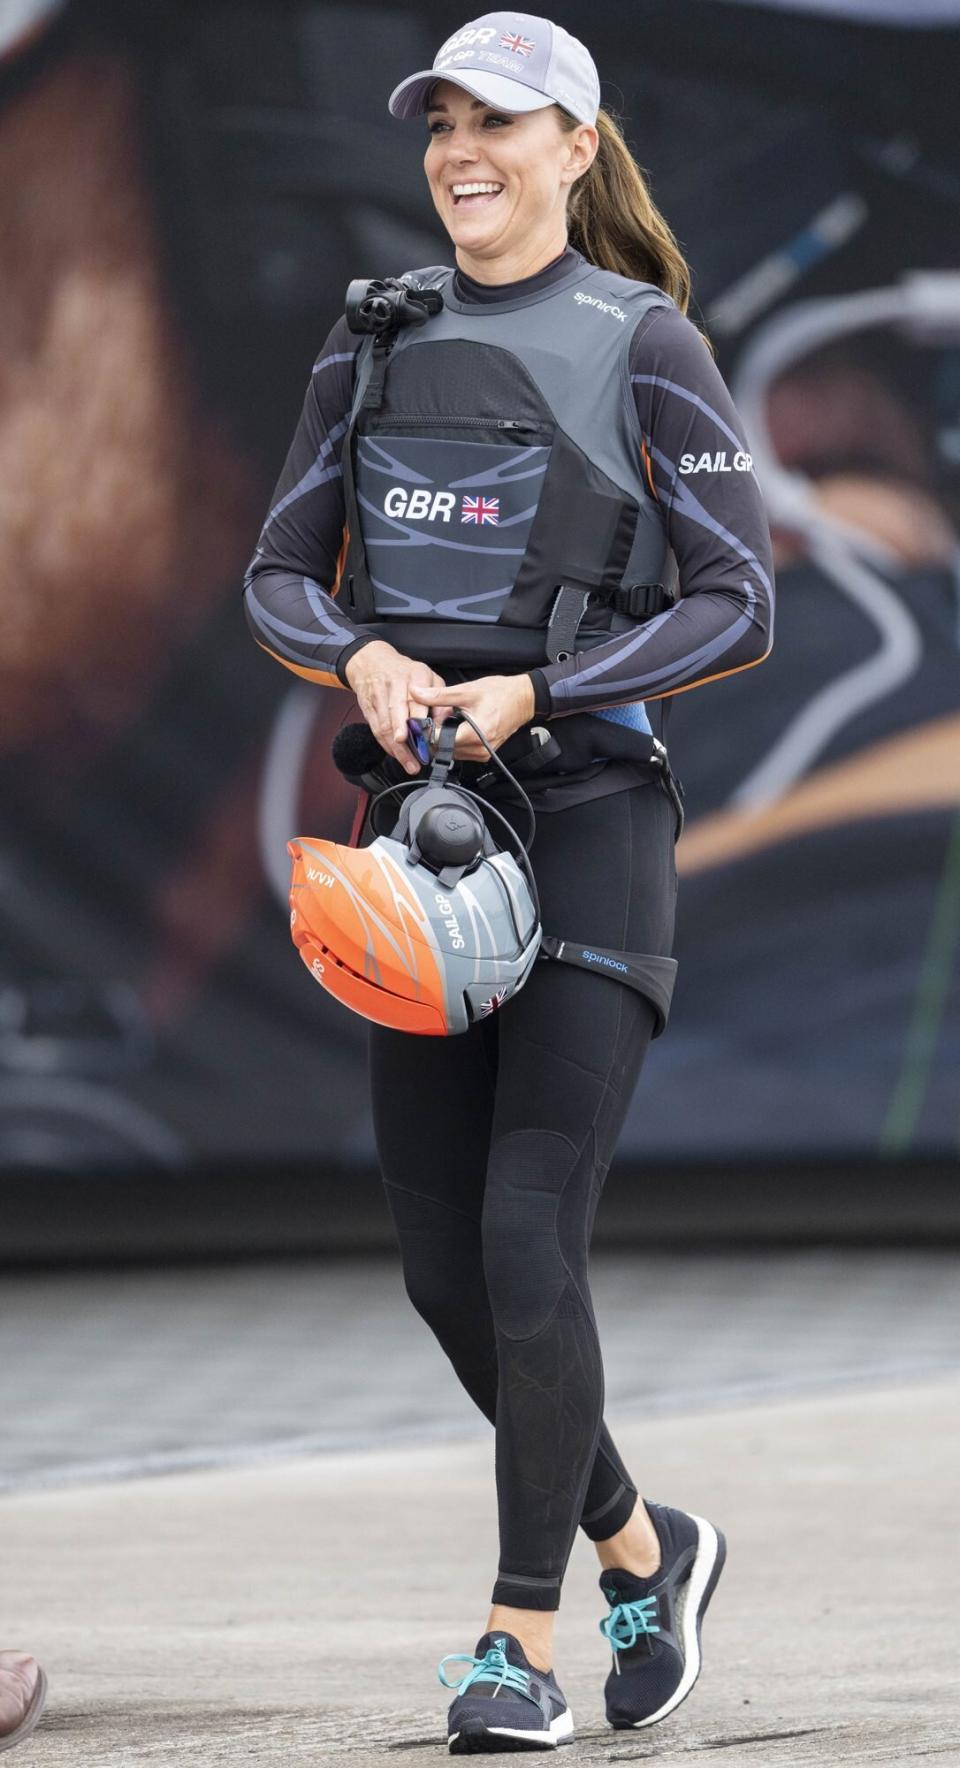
[438,1630,574,1753]
[598,1500,726,1729]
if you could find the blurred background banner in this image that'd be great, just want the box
[1,0,958,1205]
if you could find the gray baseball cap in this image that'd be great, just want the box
[387,12,600,128]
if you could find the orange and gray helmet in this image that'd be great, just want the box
[287,824,541,1035]
[287,714,681,1039]
[287,723,543,1035]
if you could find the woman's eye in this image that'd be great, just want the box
[427,116,508,134]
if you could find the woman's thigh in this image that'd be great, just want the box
[481,782,677,1331]
[368,1011,497,1219]
[494,778,677,1130]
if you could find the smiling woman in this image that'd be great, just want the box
[420,73,696,312]
[422,81,593,282]
[244,10,774,1754]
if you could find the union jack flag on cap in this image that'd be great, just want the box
[500,30,535,55]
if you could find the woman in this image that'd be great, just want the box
[245,10,774,1752]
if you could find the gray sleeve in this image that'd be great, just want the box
[529,305,775,717]
[242,316,380,688]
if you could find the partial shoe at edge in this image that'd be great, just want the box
[598,1499,727,1729]
[0,1654,48,1756]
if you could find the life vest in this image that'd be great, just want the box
[338,256,680,672]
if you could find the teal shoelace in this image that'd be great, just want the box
[599,1593,661,1651]
[438,1643,540,1707]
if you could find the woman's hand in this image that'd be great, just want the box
[344,641,448,774]
[430,674,536,762]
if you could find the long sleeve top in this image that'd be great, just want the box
[244,245,774,729]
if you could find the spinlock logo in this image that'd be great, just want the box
[573,290,628,323]
[307,867,335,888]
[679,451,753,474]
[434,891,466,950]
[582,950,629,973]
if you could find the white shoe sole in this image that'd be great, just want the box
[449,1703,575,1750]
[620,1512,725,1730]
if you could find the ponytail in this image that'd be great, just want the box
[557,104,714,353]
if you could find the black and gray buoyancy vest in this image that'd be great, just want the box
[339,256,680,671]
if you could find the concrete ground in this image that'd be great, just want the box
[3,1252,959,1763]
[5,1374,960,1766]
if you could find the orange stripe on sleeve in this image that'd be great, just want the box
[331,524,350,598]
[639,642,774,702]
[254,639,347,690]
[640,440,658,502]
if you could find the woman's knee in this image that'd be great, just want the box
[385,1185,484,1337]
[482,1128,584,1340]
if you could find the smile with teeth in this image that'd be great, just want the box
[451,181,504,207]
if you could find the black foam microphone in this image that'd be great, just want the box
[331,722,389,782]
[332,721,420,840]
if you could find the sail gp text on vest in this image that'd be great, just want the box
[679,451,754,473]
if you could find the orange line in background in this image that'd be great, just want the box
[677,712,960,875]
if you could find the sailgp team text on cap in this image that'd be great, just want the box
[387,13,600,128]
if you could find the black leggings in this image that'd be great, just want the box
[368,776,678,1612]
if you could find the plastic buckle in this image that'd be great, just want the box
[615,583,665,619]
[360,336,394,410]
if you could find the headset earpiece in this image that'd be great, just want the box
[415,800,485,870]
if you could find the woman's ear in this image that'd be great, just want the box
[563,123,598,187]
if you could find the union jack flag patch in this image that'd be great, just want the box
[500,31,535,55]
[461,495,500,525]
[480,986,510,1016]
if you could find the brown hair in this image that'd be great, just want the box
[557,104,713,352]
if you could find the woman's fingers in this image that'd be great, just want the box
[359,660,460,773]
[391,692,420,771]
[367,683,415,771]
[411,671,445,723]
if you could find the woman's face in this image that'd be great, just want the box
[423,78,596,260]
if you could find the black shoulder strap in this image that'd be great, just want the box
[539,936,677,1037]
[546,584,592,662]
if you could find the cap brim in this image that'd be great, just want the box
[388,67,557,121]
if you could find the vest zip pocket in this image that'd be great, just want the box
[365,415,549,434]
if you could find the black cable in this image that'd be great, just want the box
[366,774,427,822]
[454,783,541,926]
[447,708,538,857]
